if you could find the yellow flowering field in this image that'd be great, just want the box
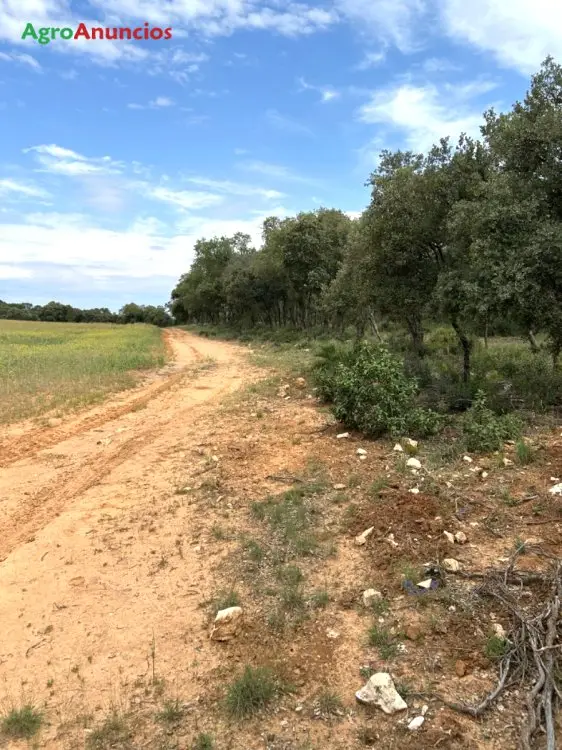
[0,320,167,424]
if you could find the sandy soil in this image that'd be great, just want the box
[0,330,560,750]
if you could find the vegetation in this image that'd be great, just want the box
[169,58,562,436]
[1,705,43,739]
[0,299,172,326]
[0,320,166,424]
[225,666,281,718]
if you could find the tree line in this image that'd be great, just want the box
[0,300,173,327]
[170,57,562,380]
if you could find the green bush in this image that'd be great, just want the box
[312,341,442,438]
[461,391,522,452]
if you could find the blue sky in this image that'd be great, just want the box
[0,0,560,310]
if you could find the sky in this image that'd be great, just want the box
[0,1,560,311]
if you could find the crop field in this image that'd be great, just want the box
[0,320,166,424]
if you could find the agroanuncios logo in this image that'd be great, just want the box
[21,22,173,45]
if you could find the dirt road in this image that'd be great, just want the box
[0,330,258,746]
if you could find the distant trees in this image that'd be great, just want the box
[0,300,172,327]
[170,56,562,373]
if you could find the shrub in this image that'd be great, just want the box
[312,341,442,438]
[225,666,280,718]
[1,705,43,739]
[461,391,522,452]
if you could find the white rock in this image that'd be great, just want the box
[405,438,418,449]
[355,673,407,714]
[210,607,243,641]
[408,716,425,731]
[409,487,420,494]
[442,558,461,573]
[363,589,383,607]
[463,455,473,463]
[443,531,455,544]
[421,705,429,716]
[386,533,398,548]
[454,531,468,544]
[503,457,514,467]
[480,471,489,479]
[393,443,404,452]
[357,448,367,456]
[416,579,433,589]
[492,623,506,639]
[326,629,339,639]
[333,483,346,490]
[336,432,350,439]
[549,483,562,496]
[359,455,367,461]
[406,458,422,469]
[355,527,374,546]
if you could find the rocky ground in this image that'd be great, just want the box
[0,331,560,749]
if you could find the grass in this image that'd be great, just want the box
[213,589,241,614]
[225,666,281,718]
[315,690,344,718]
[251,487,318,558]
[515,439,535,465]
[156,699,184,723]
[86,711,129,748]
[367,625,400,659]
[1,705,43,739]
[0,320,166,424]
[485,634,509,660]
[193,734,214,750]
[310,589,330,608]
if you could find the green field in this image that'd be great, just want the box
[0,320,167,425]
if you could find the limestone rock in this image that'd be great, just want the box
[355,673,407,714]
[362,589,382,607]
[443,531,455,544]
[393,443,404,452]
[336,432,350,439]
[355,527,374,546]
[454,531,468,544]
[442,558,461,573]
[408,716,425,730]
[210,606,243,641]
[406,458,421,470]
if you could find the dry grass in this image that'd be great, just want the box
[0,320,166,424]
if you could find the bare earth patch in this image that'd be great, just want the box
[0,331,560,749]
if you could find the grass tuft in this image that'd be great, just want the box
[225,666,280,718]
[1,705,43,739]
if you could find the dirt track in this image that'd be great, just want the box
[0,330,255,744]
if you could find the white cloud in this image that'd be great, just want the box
[0,51,42,70]
[128,96,175,109]
[335,0,425,51]
[0,178,50,199]
[144,185,223,210]
[265,109,312,135]
[440,0,562,74]
[355,50,386,70]
[240,160,322,186]
[298,77,340,103]
[0,265,34,280]
[357,79,494,152]
[185,176,285,200]
[24,144,123,176]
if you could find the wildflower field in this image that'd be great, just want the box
[0,320,166,425]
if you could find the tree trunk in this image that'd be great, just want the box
[369,311,383,343]
[552,339,561,369]
[451,318,472,383]
[527,330,540,354]
[484,320,489,349]
[405,316,425,358]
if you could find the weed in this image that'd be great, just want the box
[515,439,535,465]
[368,477,388,497]
[86,712,129,748]
[310,589,330,608]
[500,487,518,506]
[225,666,280,718]
[485,634,509,660]
[368,625,399,659]
[211,524,228,540]
[369,597,390,616]
[243,538,265,563]
[513,536,527,554]
[347,473,362,488]
[251,489,318,558]
[213,589,241,614]
[156,699,184,724]
[193,734,214,750]
[1,705,43,739]
[314,690,343,718]
[461,391,522,452]
[359,665,375,679]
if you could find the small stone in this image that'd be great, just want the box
[355,527,375,546]
[210,606,243,641]
[359,454,367,461]
[443,531,455,544]
[355,673,407,714]
[492,623,506,639]
[357,448,367,456]
[408,716,424,731]
[503,457,514,467]
[405,438,418,449]
[454,531,468,544]
[409,487,420,494]
[336,432,350,439]
[363,589,382,607]
[326,628,339,639]
[48,417,62,427]
[455,660,467,677]
[442,558,461,573]
[406,458,421,469]
[549,483,562,496]
[295,377,306,388]
[463,455,473,463]
[333,483,346,490]
[405,624,422,641]
[421,705,428,716]
[393,443,404,452]
[480,470,489,479]
[386,533,398,548]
